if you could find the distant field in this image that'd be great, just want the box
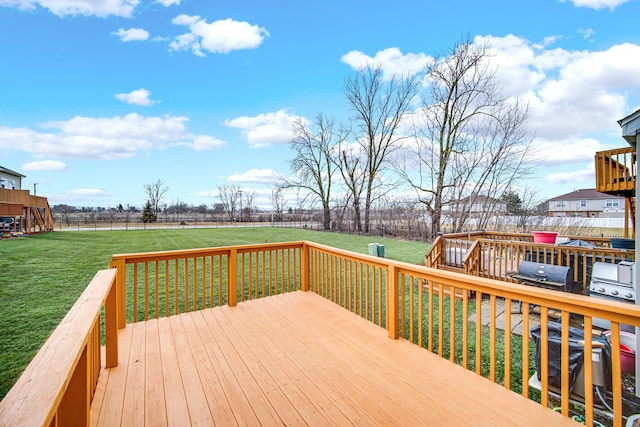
[0,227,431,399]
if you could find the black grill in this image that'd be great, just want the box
[512,261,580,294]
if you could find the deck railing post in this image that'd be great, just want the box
[228,248,238,307]
[301,243,310,292]
[110,258,127,329]
[105,271,118,368]
[387,264,399,339]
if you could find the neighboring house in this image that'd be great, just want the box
[451,195,508,219]
[547,188,625,218]
[0,165,25,190]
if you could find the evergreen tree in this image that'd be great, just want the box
[141,200,156,223]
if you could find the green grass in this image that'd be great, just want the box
[0,227,431,399]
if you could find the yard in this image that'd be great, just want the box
[0,227,430,399]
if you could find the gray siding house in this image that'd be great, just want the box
[547,188,625,218]
[0,166,25,190]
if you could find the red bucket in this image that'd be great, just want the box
[532,231,557,244]
[604,331,636,374]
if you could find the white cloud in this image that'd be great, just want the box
[0,113,227,160]
[68,188,109,196]
[169,15,269,56]
[225,109,297,148]
[228,168,279,184]
[473,35,640,141]
[156,0,179,6]
[529,138,607,166]
[113,28,149,42]
[191,135,226,151]
[545,163,595,184]
[0,0,139,17]
[559,0,629,10]
[115,88,158,106]
[341,47,433,80]
[22,160,67,171]
[578,28,595,41]
[195,190,217,198]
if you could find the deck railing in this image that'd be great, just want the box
[428,233,634,289]
[595,146,636,194]
[468,239,634,289]
[108,241,307,326]
[3,241,640,426]
[0,269,118,426]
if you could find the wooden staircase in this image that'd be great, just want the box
[0,188,54,234]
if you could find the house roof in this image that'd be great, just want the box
[547,188,622,202]
[0,166,26,178]
[618,108,640,147]
[459,195,504,204]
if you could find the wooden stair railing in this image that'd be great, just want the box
[31,207,45,231]
[595,147,635,195]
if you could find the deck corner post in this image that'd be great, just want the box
[105,270,118,368]
[228,248,238,307]
[387,264,399,339]
[111,258,127,329]
[301,243,310,292]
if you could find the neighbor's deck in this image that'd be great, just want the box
[90,291,575,426]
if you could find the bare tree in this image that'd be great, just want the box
[337,145,367,232]
[143,179,169,219]
[271,187,286,221]
[280,114,346,230]
[397,36,535,238]
[217,184,241,221]
[242,190,256,222]
[344,64,420,233]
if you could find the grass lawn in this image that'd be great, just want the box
[0,227,431,399]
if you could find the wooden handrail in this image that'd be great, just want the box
[0,269,118,426]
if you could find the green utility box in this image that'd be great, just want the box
[368,243,385,257]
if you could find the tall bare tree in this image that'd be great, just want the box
[337,145,367,232]
[217,184,241,221]
[397,36,535,238]
[271,187,286,221]
[344,64,420,233]
[281,114,346,230]
[143,179,169,219]
[242,190,256,222]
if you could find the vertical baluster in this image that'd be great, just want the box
[133,263,138,323]
[504,297,512,389]
[450,287,456,363]
[164,260,169,317]
[144,262,149,321]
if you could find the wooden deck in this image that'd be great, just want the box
[90,291,577,426]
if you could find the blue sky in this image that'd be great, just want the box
[1,0,639,210]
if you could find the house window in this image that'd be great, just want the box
[606,199,620,208]
[555,201,567,208]
[580,200,586,207]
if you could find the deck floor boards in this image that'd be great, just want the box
[90,291,577,426]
